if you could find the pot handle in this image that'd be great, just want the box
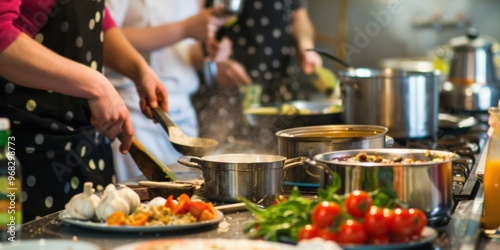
[284,157,306,168]
[385,135,394,148]
[177,156,203,170]
[304,158,337,187]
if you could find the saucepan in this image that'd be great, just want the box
[178,154,303,202]
[276,125,393,189]
[243,99,343,132]
[305,148,457,223]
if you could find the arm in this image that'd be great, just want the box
[119,8,227,54]
[292,7,322,74]
[0,32,134,153]
[103,27,168,118]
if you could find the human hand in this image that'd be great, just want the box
[88,77,134,154]
[134,65,169,120]
[184,8,229,41]
[215,59,251,87]
[206,37,232,61]
[298,48,323,75]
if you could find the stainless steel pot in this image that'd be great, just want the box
[177,154,302,202]
[339,68,440,138]
[440,28,500,112]
[276,125,393,188]
[305,148,456,223]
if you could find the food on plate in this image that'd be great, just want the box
[241,175,428,245]
[345,150,451,163]
[116,184,141,213]
[105,194,218,227]
[96,184,131,220]
[59,182,101,220]
[60,184,141,220]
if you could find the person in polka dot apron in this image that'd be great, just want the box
[105,0,251,182]
[195,0,322,147]
[0,0,168,222]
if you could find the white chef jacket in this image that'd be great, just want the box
[106,0,202,182]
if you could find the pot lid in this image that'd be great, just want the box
[449,28,495,50]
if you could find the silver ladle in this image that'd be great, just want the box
[151,107,218,157]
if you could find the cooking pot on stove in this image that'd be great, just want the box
[177,154,303,202]
[310,48,440,139]
[276,125,393,189]
[440,28,500,112]
[305,148,456,223]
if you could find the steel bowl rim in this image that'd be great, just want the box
[312,148,457,167]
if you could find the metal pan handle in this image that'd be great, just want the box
[177,155,204,170]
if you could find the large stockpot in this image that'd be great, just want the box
[305,148,456,222]
[276,125,393,188]
[177,154,302,202]
[339,68,440,139]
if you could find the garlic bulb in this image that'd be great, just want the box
[117,184,141,213]
[147,196,167,208]
[60,182,101,220]
[96,184,130,221]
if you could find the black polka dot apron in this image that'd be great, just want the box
[0,0,114,222]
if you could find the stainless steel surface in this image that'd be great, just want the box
[440,28,500,112]
[214,0,244,16]
[306,148,456,222]
[276,125,392,186]
[177,154,302,203]
[339,68,440,138]
[152,107,218,157]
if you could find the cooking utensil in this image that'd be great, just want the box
[438,113,478,134]
[309,66,338,98]
[243,100,343,132]
[440,28,500,112]
[305,148,456,223]
[309,48,440,139]
[124,137,176,181]
[213,0,245,16]
[177,154,303,202]
[276,125,393,188]
[152,107,218,157]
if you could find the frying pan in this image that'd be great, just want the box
[243,100,343,132]
[438,113,478,134]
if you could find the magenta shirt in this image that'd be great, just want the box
[0,0,116,52]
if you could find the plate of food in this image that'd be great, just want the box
[340,227,438,250]
[59,209,223,233]
[113,238,342,250]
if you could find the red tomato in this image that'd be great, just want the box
[311,201,343,229]
[409,208,427,236]
[344,190,373,218]
[273,195,287,205]
[364,206,389,237]
[338,219,367,245]
[318,229,338,242]
[298,224,320,241]
[387,208,414,237]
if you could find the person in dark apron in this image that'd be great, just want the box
[0,0,167,222]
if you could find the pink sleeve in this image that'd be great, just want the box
[103,7,116,31]
[0,0,22,52]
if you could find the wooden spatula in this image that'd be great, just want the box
[125,137,176,181]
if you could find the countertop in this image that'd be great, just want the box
[4,144,500,249]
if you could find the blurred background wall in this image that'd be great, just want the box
[308,0,500,69]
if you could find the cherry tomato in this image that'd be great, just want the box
[344,190,373,218]
[311,201,342,229]
[387,208,414,237]
[189,201,211,219]
[128,211,150,226]
[409,208,427,236]
[106,211,126,226]
[165,195,176,212]
[338,219,367,245]
[364,206,389,237]
[318,229,338,242]
[273,195,287,205]
[298,224,320,241]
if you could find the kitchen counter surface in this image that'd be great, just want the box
[5,143,500,249]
